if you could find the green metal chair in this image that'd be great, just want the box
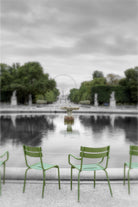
[0,151,9,195]
[68,146,113,201]
[123,145,138,194]
[23,145,61,198]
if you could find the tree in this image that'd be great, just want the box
[92,70,104,79]
[125,67,138,81]
[45,90,55,103]
[92,77,106,86]
[69,88,80,103]
[119,67,138,103]
[106,73,121,85]
[0,62,59,104]
[91,85,130,105]
[79,81,93,101]
[0,63,14,91]
[44,88,59,103]
[0,63,14,102]
[68,66,138,105]
[69,78,107,104]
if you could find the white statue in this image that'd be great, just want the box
[29,94,32,106]
[13,90,16,97]
[11,90,17,106]
[94,93,98,107]
[110,91,116,108]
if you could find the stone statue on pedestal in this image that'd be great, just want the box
[29,94,32,106]
[94,93,98,107]
[110,91,116,108]
[11,90,17,106]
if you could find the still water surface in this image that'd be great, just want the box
[0,113,138,168]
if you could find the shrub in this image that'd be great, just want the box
[36,100,47,104]
[79,100,91,105]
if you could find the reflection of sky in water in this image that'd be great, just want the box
[0,114,138,168]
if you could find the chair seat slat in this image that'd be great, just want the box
[74,163,104,171]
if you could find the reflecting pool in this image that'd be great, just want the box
[0,113,138,168]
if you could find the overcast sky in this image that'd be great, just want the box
[1,0,138,91]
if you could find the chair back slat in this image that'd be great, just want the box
[25,146,41,152]
[79,145,110,170]
[81,146,109,152]
[80,151,108,159]
[130,151,138,156]
[129,145,138,168]
[130,145,138,151]
[23,145,43,169]
[25,151,42,157]
[130,145,138,156]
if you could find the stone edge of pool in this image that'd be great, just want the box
[2,167,138,181]
[0,108,138,114]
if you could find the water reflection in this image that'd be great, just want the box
[0,114,138,168]
[80,115,111,132]
[115,116,138,144]
[79,115,138,144]
[0,115,55,146]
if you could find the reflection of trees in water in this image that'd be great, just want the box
[79,115,111,134]
[0,115,55,146]
[114,116,138,144]
[79,115,138,144]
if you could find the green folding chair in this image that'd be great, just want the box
[123,145,138,194]
[0,151,9,195]
[68,146,113,201]
[23,145,61,198]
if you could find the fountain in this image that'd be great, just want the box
[94,93,98,107]
[61,106,79,116]
[110,91,116,108]
[61,106,79,132]
[64,116,74,132]
[11,90,17,106]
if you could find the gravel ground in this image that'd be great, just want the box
[0,180,138,207]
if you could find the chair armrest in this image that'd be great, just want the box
[98,157,104,164]
[68,154,82,166]
[0,151,9,162]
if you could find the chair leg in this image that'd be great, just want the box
[57,166,61,190]
[123,163,127,185]
[78,171,81,202]
[94,171,96,188]
[23,168,29,193]
[3,163,6,184]
[42,171,46,198]
[0,171,1,196]
[128,169,131,194]
[71,166,73,190]
[104,169,113,197]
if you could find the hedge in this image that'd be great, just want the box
[91,85,130,105]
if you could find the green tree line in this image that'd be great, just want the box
[69,67,138,105]
[0,62,59,104]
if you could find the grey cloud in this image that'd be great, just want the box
[1,0,138,61]
[2,0,137,34]
[1,0,30,14]
[74,29,138,56]
[2,44,73,58]
[46,0,137,22]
